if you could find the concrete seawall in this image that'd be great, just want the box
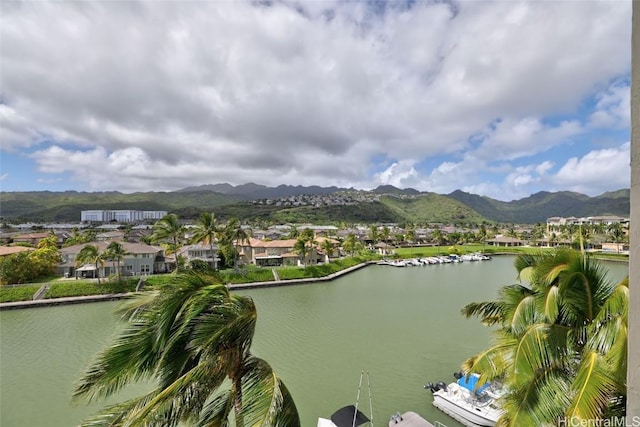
[0,262,375,310]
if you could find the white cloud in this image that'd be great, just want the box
[551,142,630,195]
[0,0,632,198]
[588,81,631,129]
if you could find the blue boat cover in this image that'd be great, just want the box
[457,374,490,395]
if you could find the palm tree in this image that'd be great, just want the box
[380,226,391,244]
[223,218,251,271]
[461,250,628,425]
[608,223,625,254]
[343,233,358,257]
[293,228,316,267]
[75,244,106,284]
[191,212,220,269]
[151,214,185,272]
[368,225,379,246]
[105,241,129,282]
[73,272,300,426]
[320,238,336,262]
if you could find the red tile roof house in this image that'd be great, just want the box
[59,242,169,279]
[0,246,36,257]
[12,232,52,247]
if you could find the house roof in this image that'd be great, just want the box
[264,239,298,248]
[0,246,35,256]
[14,232,51,239]
[61,241,163,254]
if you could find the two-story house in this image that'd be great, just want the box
[178,243,220,270]
[59,241,169,279]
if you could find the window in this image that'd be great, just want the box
[141,264,150,274]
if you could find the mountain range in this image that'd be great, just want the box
[0,184,630,225]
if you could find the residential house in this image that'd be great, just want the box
[12,232,51,246]
[486,236,525,247]
[59,241,169,279]
[252,239,301,267]
[96,231,125,242]
[0,246,35,257]
[178,243,220,270]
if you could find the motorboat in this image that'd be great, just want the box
[318,371,374,427]
[425,373,504,427]
[318,405,371,427]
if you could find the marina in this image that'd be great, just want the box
[0,257,629,426]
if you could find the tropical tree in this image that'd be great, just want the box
[320,238,336,262]
[76,244,106,285]
[292,228,316,267]
[343,233,358,257]
[73,272,300,426]
[607,223,626,253]
[222,218,251,271]
[380,226,391,244]
[105,241,129,282]
[191,212,221,269]
[505,227,518,239]
[288,225,299,240]
[368,225,379,245]
[476,224,488,244]
[405,227,416,246]
[151,214,186,272]
[461,250,628,425]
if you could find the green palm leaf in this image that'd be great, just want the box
[566,350,618,420]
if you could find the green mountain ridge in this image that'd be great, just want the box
[0,186,630,224]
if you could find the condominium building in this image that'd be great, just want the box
[81,210,167,223]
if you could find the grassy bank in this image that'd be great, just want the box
[394,244,629,261]
[1,249,625,304]
[0,256,375,303]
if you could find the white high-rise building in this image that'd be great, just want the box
[81,210,167,223]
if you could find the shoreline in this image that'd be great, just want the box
[0,261,374,311]
[1,253,628,310]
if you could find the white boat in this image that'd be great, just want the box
[426,373,504,427]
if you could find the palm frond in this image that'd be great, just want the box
[461,301,506,325]
[501,368,571,426]
[566,350,618,420]
[198,390,235,427]
[235,357,301,427]
[461,337,514,382]
[509,295,537,335]
[120,359,229,427]
[511,323,568,388]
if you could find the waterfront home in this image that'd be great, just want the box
[177,242,220,270]
[59,242,169,279]
[485,236,525,247]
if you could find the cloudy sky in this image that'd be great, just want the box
[0,0,632,201]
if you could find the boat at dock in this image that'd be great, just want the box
[426,372,504,427]
[318,371,374,427]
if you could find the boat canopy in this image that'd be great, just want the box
[330,405,370,427]
[457,374,490,395]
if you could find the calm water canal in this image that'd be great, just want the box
[0,256,629,427]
